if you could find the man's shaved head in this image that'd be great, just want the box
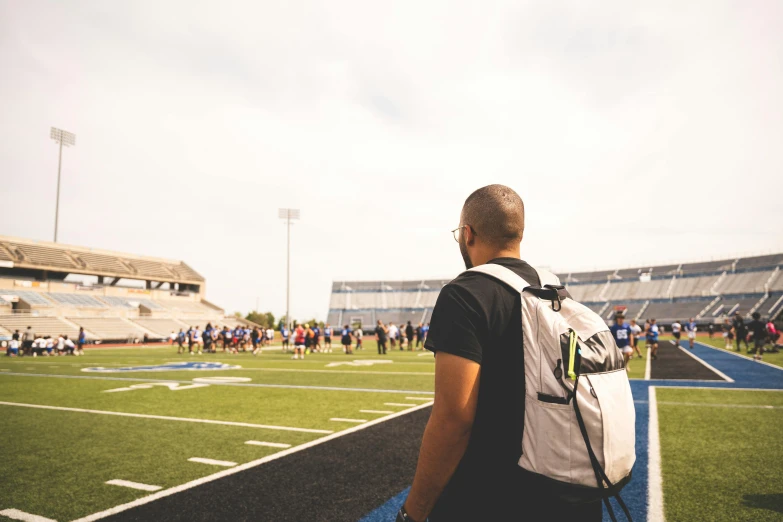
[461,184,525,248]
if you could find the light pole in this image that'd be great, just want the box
[278,208,300,332]
[50,127,76,243]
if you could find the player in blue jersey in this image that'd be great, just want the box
[312,324,322,353]
[323,324,333,353]
[610,312,634,372]
[646,318,660,359]
[685,318,697,349]
[341,324,353,354]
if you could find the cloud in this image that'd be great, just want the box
[0,0,781,318]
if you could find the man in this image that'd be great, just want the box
[708,323,715,339]
[340,324,353,354]
[685,318,697,349]
[375,320,388,354]
[251,326,260,353]
[732,312,748,352]
[312,324,322,353]
[388,322,398,349]
[610,312,634,372]
[280,324,290,352]
[323,324,333,352]
[646,318,660,359]
[422,322,430,344]
[355,326,363,351]
[401,185,602,522]
[77,327,86,355]
[304,324,315,354]
[629,319,643,359]
[767,319,779,347]
[405,321,415,351]
[292,323,306,360]
[22,326,34,357]
[748,312,767,360]
[266,327,274,346]
[723,318,734,349]
[670,319,682,345]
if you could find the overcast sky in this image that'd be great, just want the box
[1,1,781,320]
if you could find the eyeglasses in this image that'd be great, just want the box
[451,225,470,242]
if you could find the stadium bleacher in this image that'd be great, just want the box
[131,318,188,337]
[0,290,54,306]
[0,315,93,340]
[328,253,783,328]
[70,317,149,340]
[47,293,107,308]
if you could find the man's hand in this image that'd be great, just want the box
[403,351,480,521]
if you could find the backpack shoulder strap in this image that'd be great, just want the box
[535,267,561,287]
[468,263,532,293]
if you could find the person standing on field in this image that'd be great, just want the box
[400,185,603,522]
[405,321,415,351]
[629,319,643,359]
[375,320,388,354]
[732,312,748,352]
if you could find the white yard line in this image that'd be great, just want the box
[105,479,162,492]
[384,402,416,407]
[647,386,664,522]
[360,410,394,414]
[0,372,434,395]
[657,385,783,392]
[245,441,292,449]
[329,418,367,423]
[0,401,332,434]
[657,401,782,410]
[644,347,651,380]
[71,401,434,522]
[243,368,434,376]
[188,457,236,467]
[676,346,734,382]
[0,509,57,522]
[696,341,783,371]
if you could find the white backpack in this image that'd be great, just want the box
[470,264,635,520]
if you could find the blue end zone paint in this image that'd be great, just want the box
[360,340,783,522]
[359,487,409,522]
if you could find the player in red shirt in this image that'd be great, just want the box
[293,323,306,360]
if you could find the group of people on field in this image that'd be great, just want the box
[286,323,340,358]
[5,326,86,357]
[173,324,275,355]
[373,320,429,355]
[721,311,779,360]
[609,314,701,371]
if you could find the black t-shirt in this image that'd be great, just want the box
[749,319,767,340]
[425,257,544,520]
[733,316,746,333]
[375,326,388,342]
[405,324,414,338]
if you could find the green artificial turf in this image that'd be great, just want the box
[658,388,783,522]
[0,345,434,520]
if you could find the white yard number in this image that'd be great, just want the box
[103,376,251,393]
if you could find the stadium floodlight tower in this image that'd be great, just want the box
[50,127,76,243]
[278,208,300,332]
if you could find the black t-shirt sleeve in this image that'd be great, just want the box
[424,282,486,365]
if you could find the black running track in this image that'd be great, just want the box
[104,406,431,522]
[650,340,724,380]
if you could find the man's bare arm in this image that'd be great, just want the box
[403,351,481,521]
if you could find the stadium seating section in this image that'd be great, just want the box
[0,237,204,282]
[329,254,783,327]
[0,237,241,343]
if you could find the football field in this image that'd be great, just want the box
[1,339,782,521]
